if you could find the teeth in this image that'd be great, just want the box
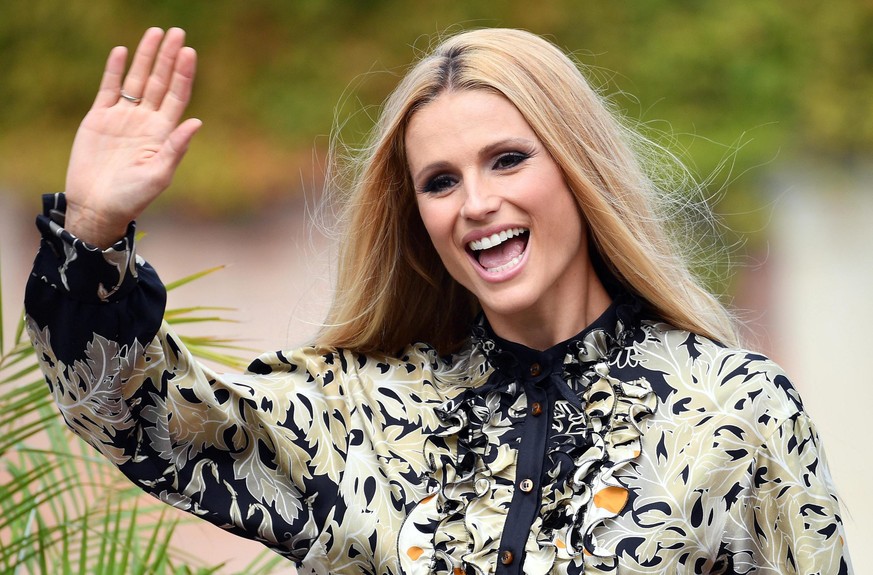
[485,254,523,274]
[468,227,527,251]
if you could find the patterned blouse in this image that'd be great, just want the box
[26,194,852,574]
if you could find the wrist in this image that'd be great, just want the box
[64,202,130,249]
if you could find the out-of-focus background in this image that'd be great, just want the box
[1,2,870,573]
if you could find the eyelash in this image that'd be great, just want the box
[419,151,532,194]
[493,151,530,170]
[421,174,457,194]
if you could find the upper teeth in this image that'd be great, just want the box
[468,227,527,251]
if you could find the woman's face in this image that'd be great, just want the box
[406,89,597,342]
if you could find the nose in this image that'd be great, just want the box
[459,177,501,221]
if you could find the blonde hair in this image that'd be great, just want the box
[319,28,739,355]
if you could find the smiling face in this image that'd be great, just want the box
[406,89,609,348]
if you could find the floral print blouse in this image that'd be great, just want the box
[26,194,852,574]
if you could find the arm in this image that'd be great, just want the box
[746,413,853,574]
[25,30,345,561]
[26,24,196,459]
[25,205,345,559]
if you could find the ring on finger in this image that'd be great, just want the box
[120,89,143,104]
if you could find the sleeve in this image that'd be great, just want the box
[24,193,349,563]
[744,411,853,575]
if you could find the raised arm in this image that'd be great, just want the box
[24,30,348,562]
[65,27,201,248]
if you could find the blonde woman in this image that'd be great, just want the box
[26,27,851,574]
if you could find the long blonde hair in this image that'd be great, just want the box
[318,28,739,355]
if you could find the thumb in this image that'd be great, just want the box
[159,118,203,175]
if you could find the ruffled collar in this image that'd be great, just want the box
[468,293,643,406]
[472,293,641,363]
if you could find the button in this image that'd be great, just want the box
[519,478,534,492]
[500,550,514,565]
[530,402,543,416]
[529,363,541,377]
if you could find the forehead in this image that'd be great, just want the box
[404,90,537,165]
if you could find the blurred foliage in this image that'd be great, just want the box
[1,1,871,232]
[0,262,285,573]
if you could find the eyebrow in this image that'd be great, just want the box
[410,137,537,183]
[478,137,536,159]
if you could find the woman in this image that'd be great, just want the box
[25,27,851,574]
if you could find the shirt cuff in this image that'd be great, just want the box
[33,193,139,304]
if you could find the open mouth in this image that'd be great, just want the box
[467,227,530,274]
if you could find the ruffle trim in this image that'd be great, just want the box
[420,379,521,574]
[416,297,656,574]
[538,362,656,569]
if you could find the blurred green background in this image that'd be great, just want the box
[2,0,871,229]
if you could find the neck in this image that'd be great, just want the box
[485,263,612,351]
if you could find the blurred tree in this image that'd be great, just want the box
[1,1,871,223]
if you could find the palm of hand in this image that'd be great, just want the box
[64,28,201,248]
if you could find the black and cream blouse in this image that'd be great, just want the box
[26,194,852,574]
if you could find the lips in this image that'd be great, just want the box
[467,227,529,273]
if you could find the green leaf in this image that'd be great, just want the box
[164,266,227,292]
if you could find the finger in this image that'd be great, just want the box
[120,27,165,103]
[140,27,186,110]
[159,47,197,123]
[93,46,128,109]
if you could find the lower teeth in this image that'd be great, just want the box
[486,254,522,273]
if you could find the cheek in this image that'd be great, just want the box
[416,201,470,284]
[540,185,587,248]
[416,200,453,250]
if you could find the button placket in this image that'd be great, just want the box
[494,374,551,574]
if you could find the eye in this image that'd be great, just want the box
[493,151,529,170]
[420,173,458,194]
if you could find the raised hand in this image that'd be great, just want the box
[64,27,202,248]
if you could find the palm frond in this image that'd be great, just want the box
[1,258,283,574]
[164,266,227,291]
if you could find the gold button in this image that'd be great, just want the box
[529,363,541,377]
[530,402,543,416]
[500,550,514,565]
[519,478,534,492]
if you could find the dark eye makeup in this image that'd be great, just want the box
[492,151,530,170]
[416,147,534,194]
[420,174,459,194]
